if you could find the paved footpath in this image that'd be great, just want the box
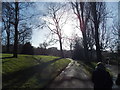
[47,59,120,88]
[48,59,93,88]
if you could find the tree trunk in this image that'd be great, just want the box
[6,18,11,53]
[70,43,73,58]
[59,37,64,58]
[78,12,89,61]
[13,2,19,58]
[92,3,102,62]
[77,2,89,61]
[6,32,10,53]
[94,23,102,62]
[82,31,89,61]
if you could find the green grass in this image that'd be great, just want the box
[77,61,113,77]
[2,54,71,88]
[77,61,97,76]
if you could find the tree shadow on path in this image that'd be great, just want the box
[47,61,93,88]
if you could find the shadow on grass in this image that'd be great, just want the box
[1,56,14,59]
[2,57,62,88]
[46,57,63,64]
[2,56,15,64]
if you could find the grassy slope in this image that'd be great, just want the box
[2,54,70,88]
[77,61,113,77]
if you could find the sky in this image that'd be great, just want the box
[0,1,118,50]
[31,2,83,50]
[30,2,118,50]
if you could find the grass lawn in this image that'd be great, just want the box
[76,61,96,76]
[77,61,113,77]
[1,54,71,88]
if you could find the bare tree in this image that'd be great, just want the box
[18,23,32,44]
[43,3,68,57]
[2,2,14,53]
[85,19,96,60]
[99,17,113,51]
[39,42,48,49]
[71,1,90,61]
[118,22,120,56]
[89,2,106,62]
[118,26,120,56]
[2,2,34,57]
[87,21,95,50]
[112,20,120,55]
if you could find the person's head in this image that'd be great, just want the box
[96,62,105,70]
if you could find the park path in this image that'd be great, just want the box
[47,59,93,88]
[47,59,120,89]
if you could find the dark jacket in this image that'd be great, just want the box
[116,74,120,85]
[92,67,113,89]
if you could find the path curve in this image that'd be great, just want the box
[47,59,93,88]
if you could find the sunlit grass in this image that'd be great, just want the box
[2,53,71,88]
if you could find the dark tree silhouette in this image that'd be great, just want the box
[71,2,90,61]
[13,2,19,58]
[89,2,106,62]
[21,42,33,55]
[2,2,34,57]
[2,2,14,53]
[72,38,84,60]
[18,23,32,44]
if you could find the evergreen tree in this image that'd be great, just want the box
[21,42,34,55]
